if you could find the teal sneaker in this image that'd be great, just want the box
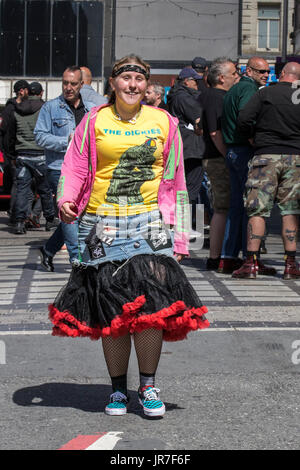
[105,391,129,416]
[138,386,165,417]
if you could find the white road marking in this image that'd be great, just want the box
[85,432,123,450]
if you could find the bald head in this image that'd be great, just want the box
[280,62,300,82]
[246,56,270,86]
[247,56,268,69]
[80,66,93,85]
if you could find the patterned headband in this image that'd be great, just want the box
[112,64,150,80]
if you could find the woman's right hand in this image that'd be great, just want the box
[61,202,77,223]
[174,253,187,263]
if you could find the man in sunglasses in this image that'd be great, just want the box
[233,62,300,280]
[218,56,273,275]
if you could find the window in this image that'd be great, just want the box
[78,2,103,77]
[27,0,51,76]
[257,4,280,51]
[52,1,77,76]
[0,0,104,77]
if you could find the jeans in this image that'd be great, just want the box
[221,146,254,259]
[15,156,55,221]
[44,169,78,263]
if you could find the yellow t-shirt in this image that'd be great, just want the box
[86,105,170,216]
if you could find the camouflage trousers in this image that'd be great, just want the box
[245,154,300,217]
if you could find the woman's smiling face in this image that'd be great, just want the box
[110,64,148,107]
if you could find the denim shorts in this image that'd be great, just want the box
[77,210,174,266]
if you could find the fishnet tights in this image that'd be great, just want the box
[134,328,163,374]
[101,329,163,378]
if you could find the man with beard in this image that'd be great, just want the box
[144,82,168,110]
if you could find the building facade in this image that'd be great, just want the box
[240,0,295,64]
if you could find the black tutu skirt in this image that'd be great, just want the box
[49,254,209,341]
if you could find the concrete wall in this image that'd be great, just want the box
[115,0,240,62]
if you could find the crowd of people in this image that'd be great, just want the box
[1,54,300,278]
[0,53,299,417]
[148,55,299,280]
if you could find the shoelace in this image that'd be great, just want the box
[111,391,127,402]
[142,387,160,401]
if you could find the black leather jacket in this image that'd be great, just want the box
[167,83,204,159]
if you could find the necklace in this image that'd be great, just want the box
[113,104,142,124]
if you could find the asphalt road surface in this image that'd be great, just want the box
[0,208,299,451]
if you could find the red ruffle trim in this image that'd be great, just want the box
[49,295,209,342]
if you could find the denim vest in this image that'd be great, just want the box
[34,94,94,170]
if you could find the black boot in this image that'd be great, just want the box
[39,247,54,272]
[14,220,26,235]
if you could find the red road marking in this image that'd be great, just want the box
[59,433,107,450]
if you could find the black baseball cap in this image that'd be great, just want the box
[29,82,43,95]
[191,57,208,71]
[13,80,30,93]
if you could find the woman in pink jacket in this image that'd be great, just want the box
[49,54,209,418]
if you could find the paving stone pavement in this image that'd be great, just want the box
[0,209,299,329]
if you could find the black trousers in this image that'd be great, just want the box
[184,158,204,202]
[184,158,204,230]
[15,155,55,222]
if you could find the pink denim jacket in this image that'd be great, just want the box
[56,104,190,255]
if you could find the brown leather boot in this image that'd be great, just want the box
[232,256,257,279]
[283,256,300,280]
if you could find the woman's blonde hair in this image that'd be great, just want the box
[109,54,150,104]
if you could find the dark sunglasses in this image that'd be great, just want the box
[250,66,270,74]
